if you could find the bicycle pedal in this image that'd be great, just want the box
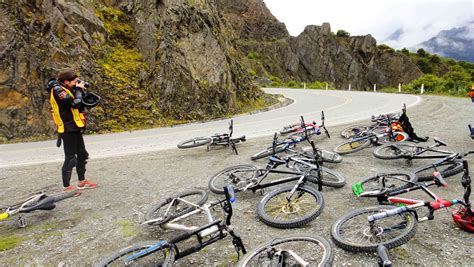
[17,216,27,228]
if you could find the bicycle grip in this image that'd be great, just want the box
[0,212,9,220]
[368,206,408,222]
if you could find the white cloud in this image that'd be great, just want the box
[263,0,473,49]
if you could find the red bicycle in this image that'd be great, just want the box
[280,111,330,139]
[331,151,474,252]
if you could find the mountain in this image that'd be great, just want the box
[419,23,474,63]
[0,0,425,141]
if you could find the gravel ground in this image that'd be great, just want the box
[1,95,473,266]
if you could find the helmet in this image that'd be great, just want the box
[452,207,474,232]
[82,92,101,108]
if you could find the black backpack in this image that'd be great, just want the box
[398,112,428,142]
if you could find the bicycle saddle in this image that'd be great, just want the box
[20,196,56,213]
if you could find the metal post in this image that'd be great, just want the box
[326,83,328,90]
[398,83,401,93]
[373,84,377,92]
[348,84,351,91]
[303,83,306,89]
[421,84,424,94]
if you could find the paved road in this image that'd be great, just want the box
[0,88,420,168]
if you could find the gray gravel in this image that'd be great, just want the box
[0,95,473,266]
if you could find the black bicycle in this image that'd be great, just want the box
[177,120,246,154]
[0,190,77,227]
[97,186,246,266]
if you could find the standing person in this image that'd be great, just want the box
[49,70,97,194]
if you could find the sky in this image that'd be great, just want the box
[263,0,473,49]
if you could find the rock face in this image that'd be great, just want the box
[0,0,261,140]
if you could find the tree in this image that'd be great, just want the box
[336,30,350,37]
[417,48,428,57]
[400,48,410,56]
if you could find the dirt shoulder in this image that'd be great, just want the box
[1,95,473,266]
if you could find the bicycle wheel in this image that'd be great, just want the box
[144,190,208,225]
[331,205,417,253]
[208,165,258,194]
[340,125,370,139]
[293,164,346,188]
[237,234,333,267]
[251,144,287,160]
[177,137,212,149]
[352,171,417,197]
[333,138,371,155]
[96,241,176,267]
[373,142,422,160]
[257,185,324,228]
[412,160,464,182]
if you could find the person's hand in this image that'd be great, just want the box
[76,80,86,90]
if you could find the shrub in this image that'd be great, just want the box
[417,48,428,57]
[336,30,350,37]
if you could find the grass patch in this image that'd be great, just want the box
[0,235,25,251]
[117,219,140,237]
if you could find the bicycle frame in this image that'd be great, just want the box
[129,187,246,264]
[395,143,454,160]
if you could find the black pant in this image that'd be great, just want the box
[61,131,89,187]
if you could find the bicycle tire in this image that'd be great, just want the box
[251,144,287,160]
[208,165,258,194]
[412,160,464,182]
[145,190,208,226]
[373,142,422,160]
[257,185,324,228]
[96,241,176,267]
[177,137,212,149]
[340,125,370,139]
[331,205,417,253]
[237,234,333,267]
[353,171,417,198]
[333,138,371,155]
[293,165,346,188]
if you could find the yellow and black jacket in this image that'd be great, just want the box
[50,83,86,133]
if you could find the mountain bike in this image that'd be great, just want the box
[211,141,345,228]
[331,151,474,253]
[237,234,333,267]
[0,190,78,227]
[252,116,337,161]
[373,138,453,161]
[280,111,330,139]
[334,128,409,155]
[177,120,246,154]
[353,152,471,201]
[340,112,401,139]
[97,186,246,266]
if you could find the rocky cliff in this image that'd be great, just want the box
[1,0,424,142]
[0,0,262,141]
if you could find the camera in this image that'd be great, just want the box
[77,79,91,88]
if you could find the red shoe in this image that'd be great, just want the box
[64,185,81,196]
[77,180,97,190]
